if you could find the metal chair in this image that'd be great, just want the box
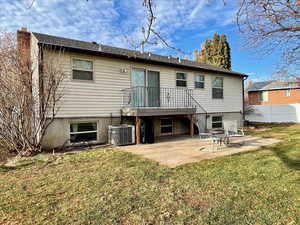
[223,120,244,137]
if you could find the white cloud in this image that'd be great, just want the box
[188,1,209,20]
[0,0,238,53]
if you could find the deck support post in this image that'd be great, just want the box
[190,114,195,137]
[135,116,141,144]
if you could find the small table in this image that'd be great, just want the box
[199,133,212,139]
[211,133,230,147]
[210,130,224,135]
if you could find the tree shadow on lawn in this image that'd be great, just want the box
[0,155,58,172]
[0,160,37,172]
[267,141,300,171]
[247,127,300,171]
[0,165,17,172]
[226,139,300,173]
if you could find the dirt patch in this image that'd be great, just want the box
[246,122,300,129]
[286,123,300,128]
[158,176,174,184]
[258,149,273,154]
[181,192,210,209]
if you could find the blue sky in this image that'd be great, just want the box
[1,0,278,80]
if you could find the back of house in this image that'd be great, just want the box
[18,28,247,149]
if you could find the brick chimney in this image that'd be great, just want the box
[17,27,31,67]
[17,27,32,91]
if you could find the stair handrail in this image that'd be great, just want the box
[185,90,209,133]
[185,90,207,114]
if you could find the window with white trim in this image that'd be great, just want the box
[212,116,223,129]
[285,89,291,97]
[72,58,93,80]
[212,77,223,99]
[160,119,173,135]
[259,91,268,102]
[195,74,205,89]
[70,122,98,143]
[176,72,187,87]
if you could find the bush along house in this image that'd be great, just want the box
[18,28,247,148]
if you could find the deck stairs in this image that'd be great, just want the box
[187,92,208,135]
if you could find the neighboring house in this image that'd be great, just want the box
[248,80,300,105]
[247,80,300,123]
[17,28,247,149]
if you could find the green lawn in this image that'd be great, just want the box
[0,126,299,225]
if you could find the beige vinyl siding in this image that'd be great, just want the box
[42,117,121,148]
[190,74,243,113]
[46,51,130,117]
[206,112,243,130]
[44,51,243,118]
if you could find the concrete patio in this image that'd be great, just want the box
[120,135,280,167]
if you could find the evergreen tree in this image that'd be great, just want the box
[194,33,231,70]
[220,34,231,70]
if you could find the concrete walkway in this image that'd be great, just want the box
[120,135,280,167]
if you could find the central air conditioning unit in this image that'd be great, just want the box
[108,124,135,146]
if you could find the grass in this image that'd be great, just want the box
[0,126,299,225]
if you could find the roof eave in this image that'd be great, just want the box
[38,42,248,77]
[248,87,300,92]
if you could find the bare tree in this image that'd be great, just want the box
[237,0,300,76]
[29,0,184,54]
[139,0,183,53]
[0,31,66,156]
[120,0,185,54]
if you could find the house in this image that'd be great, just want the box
[17,28,247,149]
[247,80,300,123]
[248,80,300,105]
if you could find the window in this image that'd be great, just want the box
[212,116,223,129]
[258,92,263,102]
[161,119,173,135]
[70,122,98,143]
[285,89,291,97]
[72,58,93,80]
[176,72,187,87]
[212,77,223,99]
[195,74,205,88]
[259,91,268,102]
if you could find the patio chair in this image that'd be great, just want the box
[223,120,244,137]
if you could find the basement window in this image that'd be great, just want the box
[72,58,93,80]
[70,122,98,143]
[161,119,173,135]
[212,116,223,129]
[176,72,187,87]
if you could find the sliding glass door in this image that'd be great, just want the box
[147,70,160,107]
[131,69,160,107]
[132,68,146,107]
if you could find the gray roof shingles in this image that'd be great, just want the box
[32,32,247,77]
[248,80,300,91]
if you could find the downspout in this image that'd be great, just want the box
[242,76,248,122]
[38,44,44,118]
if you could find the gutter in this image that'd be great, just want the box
[242,76,248,122]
